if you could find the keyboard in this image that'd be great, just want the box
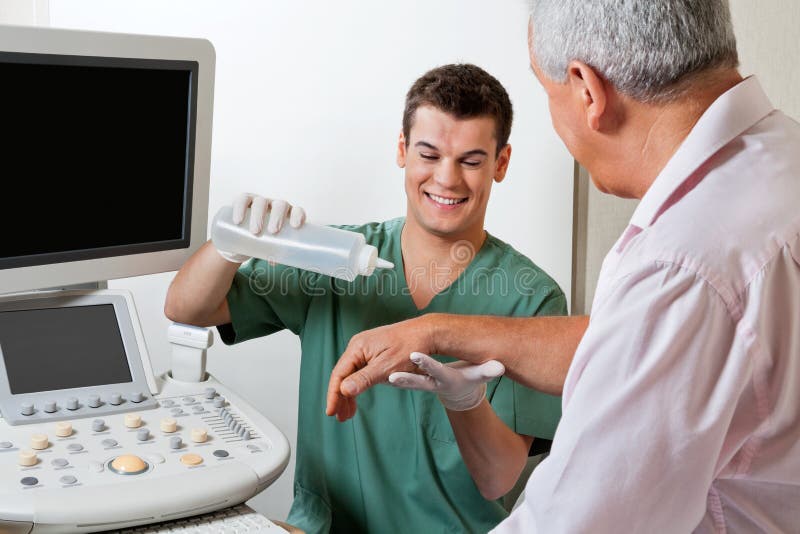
[111,504,282,533]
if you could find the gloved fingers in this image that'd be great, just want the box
[461,360,505,382]
[249,196,271,234]
[409,352,449,381]
[232,192,255,224]
[267,199,290,234]
[289,205,307,229]
[388,371,439,392]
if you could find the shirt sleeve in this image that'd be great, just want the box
[496,261,750,533]
[217,258,317,344]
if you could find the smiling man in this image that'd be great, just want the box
[165,63,566,533]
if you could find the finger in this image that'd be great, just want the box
[341,364,386,398]
[267,199,290,234]
[462,360,505,382]
[249,196,270,234]
[232,192,254,224]
[327,350,365,415]
[388,372,438,392]
[409,352,448,380]
[289,206,306,228]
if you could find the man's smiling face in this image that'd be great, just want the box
[398,105,511,240]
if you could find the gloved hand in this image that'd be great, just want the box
[388,352,505,411]
[215,192,307,263]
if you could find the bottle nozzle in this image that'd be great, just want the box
[375,258,394,270]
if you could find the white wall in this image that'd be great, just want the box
[37,0,574,520]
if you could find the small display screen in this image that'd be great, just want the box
[0,304,132,394]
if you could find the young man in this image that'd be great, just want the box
[165,64,566,533]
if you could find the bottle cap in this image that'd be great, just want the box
[357,245,394,276]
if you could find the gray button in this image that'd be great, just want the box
[20,477,38,486]
[67,443,84,452]
[171,407,184,415]
[51,458,69,467]
[192,406,204,413]
[130,392,145,403]
[20,402,34,416]
[182,397,195,404]
[241,430,251,440]
[246,444,260,451]
[204,387,216,399]
[44,401,57,413]
[137,428,150,441]
[169,437,182,449]
[60,475,77,485]
[92,419,105,432]
[213,397,225,408]
[0,441,12,448]
[161,399,175,407]
[87,395,101,408]
[232,422,241,433]
[109,393,123,405]
[66,397,79,410]
[101,439,118,448]
[88,461,103,472]
[212,449,229,458]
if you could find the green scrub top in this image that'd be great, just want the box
[218,218,566,534]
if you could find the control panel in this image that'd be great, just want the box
[0,290,290,534]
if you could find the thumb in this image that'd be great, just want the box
[462,360,505,382]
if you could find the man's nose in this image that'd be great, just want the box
[434,161,461,188]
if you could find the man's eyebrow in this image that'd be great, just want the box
[414,141,438,150]
[414,141,487,158]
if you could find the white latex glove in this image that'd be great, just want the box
[388,352,505,411]
[215,192,307,263]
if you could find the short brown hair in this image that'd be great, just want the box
[402,64,513,156]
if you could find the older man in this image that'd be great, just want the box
[326,1,800,531]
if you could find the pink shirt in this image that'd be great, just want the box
[496,77,800,533]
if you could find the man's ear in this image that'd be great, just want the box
[396,131,407,168]
[494,144,512,183]
[567,61,607,131]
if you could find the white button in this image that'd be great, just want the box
[124,413,142,428]
[19,450,38,466]
[30,434,48,450]
[88,461,104,473]
[160,417,177,433]
[55,421,73,437]
[191,428,208,443]
[146,453,165,464]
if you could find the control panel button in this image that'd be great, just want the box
[0,441,12,449]
[130,392,145,403]
[67,443,84,452]
[169,437,182,450]
[55,421,73,438]
[160,399,175,408]
[87,394,102,408]
[109,393,123,405]
[18,450,38,466]
[43,401,57,413]
[51,458,69,467]
[20,476,38,486]
[101,438,118,448]
[66,397,79,411]
[60,475,78,485]
[182,396,196,405]
[191,428,208,443]
[241,429,251,440]
[109,454,148,475]
[20,402,34,416]
[192,405,205,413]
[146,453,165,464]
[124,413,142,428]
[180,453,203,466]
[160,418,177,433]
[212,449,229,458]
[204,387,216,399]
[213,397,225,409]
[137,428,151,441]
[88,461,104,473]
[92,419,106,432]
[170,407,185,416]
[30,434,48,450]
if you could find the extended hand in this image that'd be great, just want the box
[325,316,436,421]
[389,352,505,411]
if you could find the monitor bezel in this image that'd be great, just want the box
[0,24,214,294]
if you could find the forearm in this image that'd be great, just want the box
[164,240,240,326]
[428,314,589,395]
[446,399,533,501]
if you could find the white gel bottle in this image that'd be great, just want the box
[211,205,394,282]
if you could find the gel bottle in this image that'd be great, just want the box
[210,205,394,282]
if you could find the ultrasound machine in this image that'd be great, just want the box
[0,25,291,533]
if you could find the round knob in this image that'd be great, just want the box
[169,436,182,450]
[160,418,177,433]
[20,402,34,416]
[130,392,145,403]
[66,397,79,410]
[124,414,142,428]
[55,422,72,438]
[137,428,150,441]
[191,428,208,443]
[109,454,148,475]
[180,453,203,466]
[43,401,57,413]
[87,394,101,408]
[204,387,216,399]
[92,419,105,432]
[109,393,123,406]
[30,434,48,450]
[18,450,38,467]
[212,397,225,408]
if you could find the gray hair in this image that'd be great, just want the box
[528,0,739,103]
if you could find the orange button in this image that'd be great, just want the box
[180,453,203,466]
[110,454,148,475]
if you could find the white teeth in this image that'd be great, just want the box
[429,193,465,205]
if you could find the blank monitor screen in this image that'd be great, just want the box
[0,52,197,270]
[0,304,132,394]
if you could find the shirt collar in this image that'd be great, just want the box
[629,76,774,229]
